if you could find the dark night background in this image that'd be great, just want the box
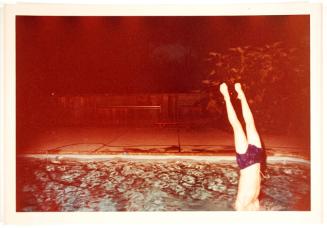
[16,16,309,94]
[16,16,310,150]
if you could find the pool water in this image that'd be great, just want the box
[16,157,310,211]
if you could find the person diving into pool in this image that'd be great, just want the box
[219,82,264,211]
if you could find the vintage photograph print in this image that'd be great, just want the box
[16,15,310,212]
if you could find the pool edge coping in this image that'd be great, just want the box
[17,154,310,164]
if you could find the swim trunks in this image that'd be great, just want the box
[236,144,264,170]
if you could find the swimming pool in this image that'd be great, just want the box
[16,156,310,211]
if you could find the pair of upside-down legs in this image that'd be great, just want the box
[220,83,262,211]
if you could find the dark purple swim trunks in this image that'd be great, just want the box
[236,144,264,169]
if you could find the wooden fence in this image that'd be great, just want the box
[54,93,208,126]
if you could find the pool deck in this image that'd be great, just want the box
[18,126,310,160]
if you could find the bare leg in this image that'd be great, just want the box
[235,83,261,148]
[219,83,248,154]
[234,83,262,211]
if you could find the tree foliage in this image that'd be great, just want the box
[202,41,309,134]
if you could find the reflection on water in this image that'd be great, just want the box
[16,157,310,211]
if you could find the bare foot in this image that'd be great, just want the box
[234,83,245,99]
[219,83,230,98]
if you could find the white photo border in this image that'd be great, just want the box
[3,2,323,224]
